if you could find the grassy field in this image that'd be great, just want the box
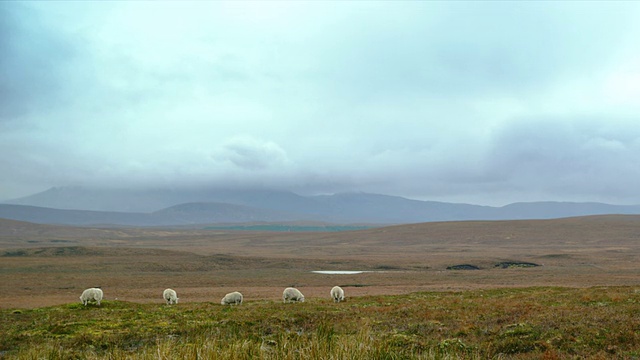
[2,286,640,359]
[3,216,640,358]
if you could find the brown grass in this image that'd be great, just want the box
[2,215,640,308]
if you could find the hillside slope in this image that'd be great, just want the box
[4,187,640,226]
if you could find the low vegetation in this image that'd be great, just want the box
[2,286,640,359]
[203,224,375,232]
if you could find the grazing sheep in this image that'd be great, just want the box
[163,288,179,305]
[283,287,305,303]
[80,287,103,306]
[330,286,345,302]
[221,291,243,305]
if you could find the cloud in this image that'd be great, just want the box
[212,137,290,171]
[2,1,640,206]
[485,117,640,202]
[602,59,640,107]
[0,3,77,121]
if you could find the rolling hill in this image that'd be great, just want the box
[2,186,640,226]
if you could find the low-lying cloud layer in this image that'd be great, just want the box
[2,1,640,205]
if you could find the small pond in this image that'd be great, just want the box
[311,270,369,275]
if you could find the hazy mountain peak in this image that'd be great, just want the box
[3,186,640,227]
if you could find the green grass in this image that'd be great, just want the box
[2,287,640,359]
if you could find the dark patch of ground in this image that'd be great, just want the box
[494,261,540,268]
[446,264,481,270]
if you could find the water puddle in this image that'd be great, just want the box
[311,270,368,275]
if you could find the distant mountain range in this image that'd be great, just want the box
[2,186,640,227]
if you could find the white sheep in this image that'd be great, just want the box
[221,291,243,305]
[283,287,305,303]
[80,287,103,306]
[330,286,345,302]
[163,288,179,305]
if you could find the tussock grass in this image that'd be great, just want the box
[2,287,640,359]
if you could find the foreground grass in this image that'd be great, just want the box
[2,287,640,359]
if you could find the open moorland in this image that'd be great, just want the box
[2,215,640,358]
[2,215,640,308]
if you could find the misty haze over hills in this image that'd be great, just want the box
[4,2,640,219]
[1,186,640,227]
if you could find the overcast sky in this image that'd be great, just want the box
[2,1,640,206]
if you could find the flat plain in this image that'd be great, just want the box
[2,214,640,309]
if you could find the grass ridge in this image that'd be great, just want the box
[2,286,639,359]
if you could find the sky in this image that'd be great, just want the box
[2,1,640,206]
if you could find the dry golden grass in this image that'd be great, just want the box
[2,286,640,359]
[3,216,640,358]
[2,215,640,309]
